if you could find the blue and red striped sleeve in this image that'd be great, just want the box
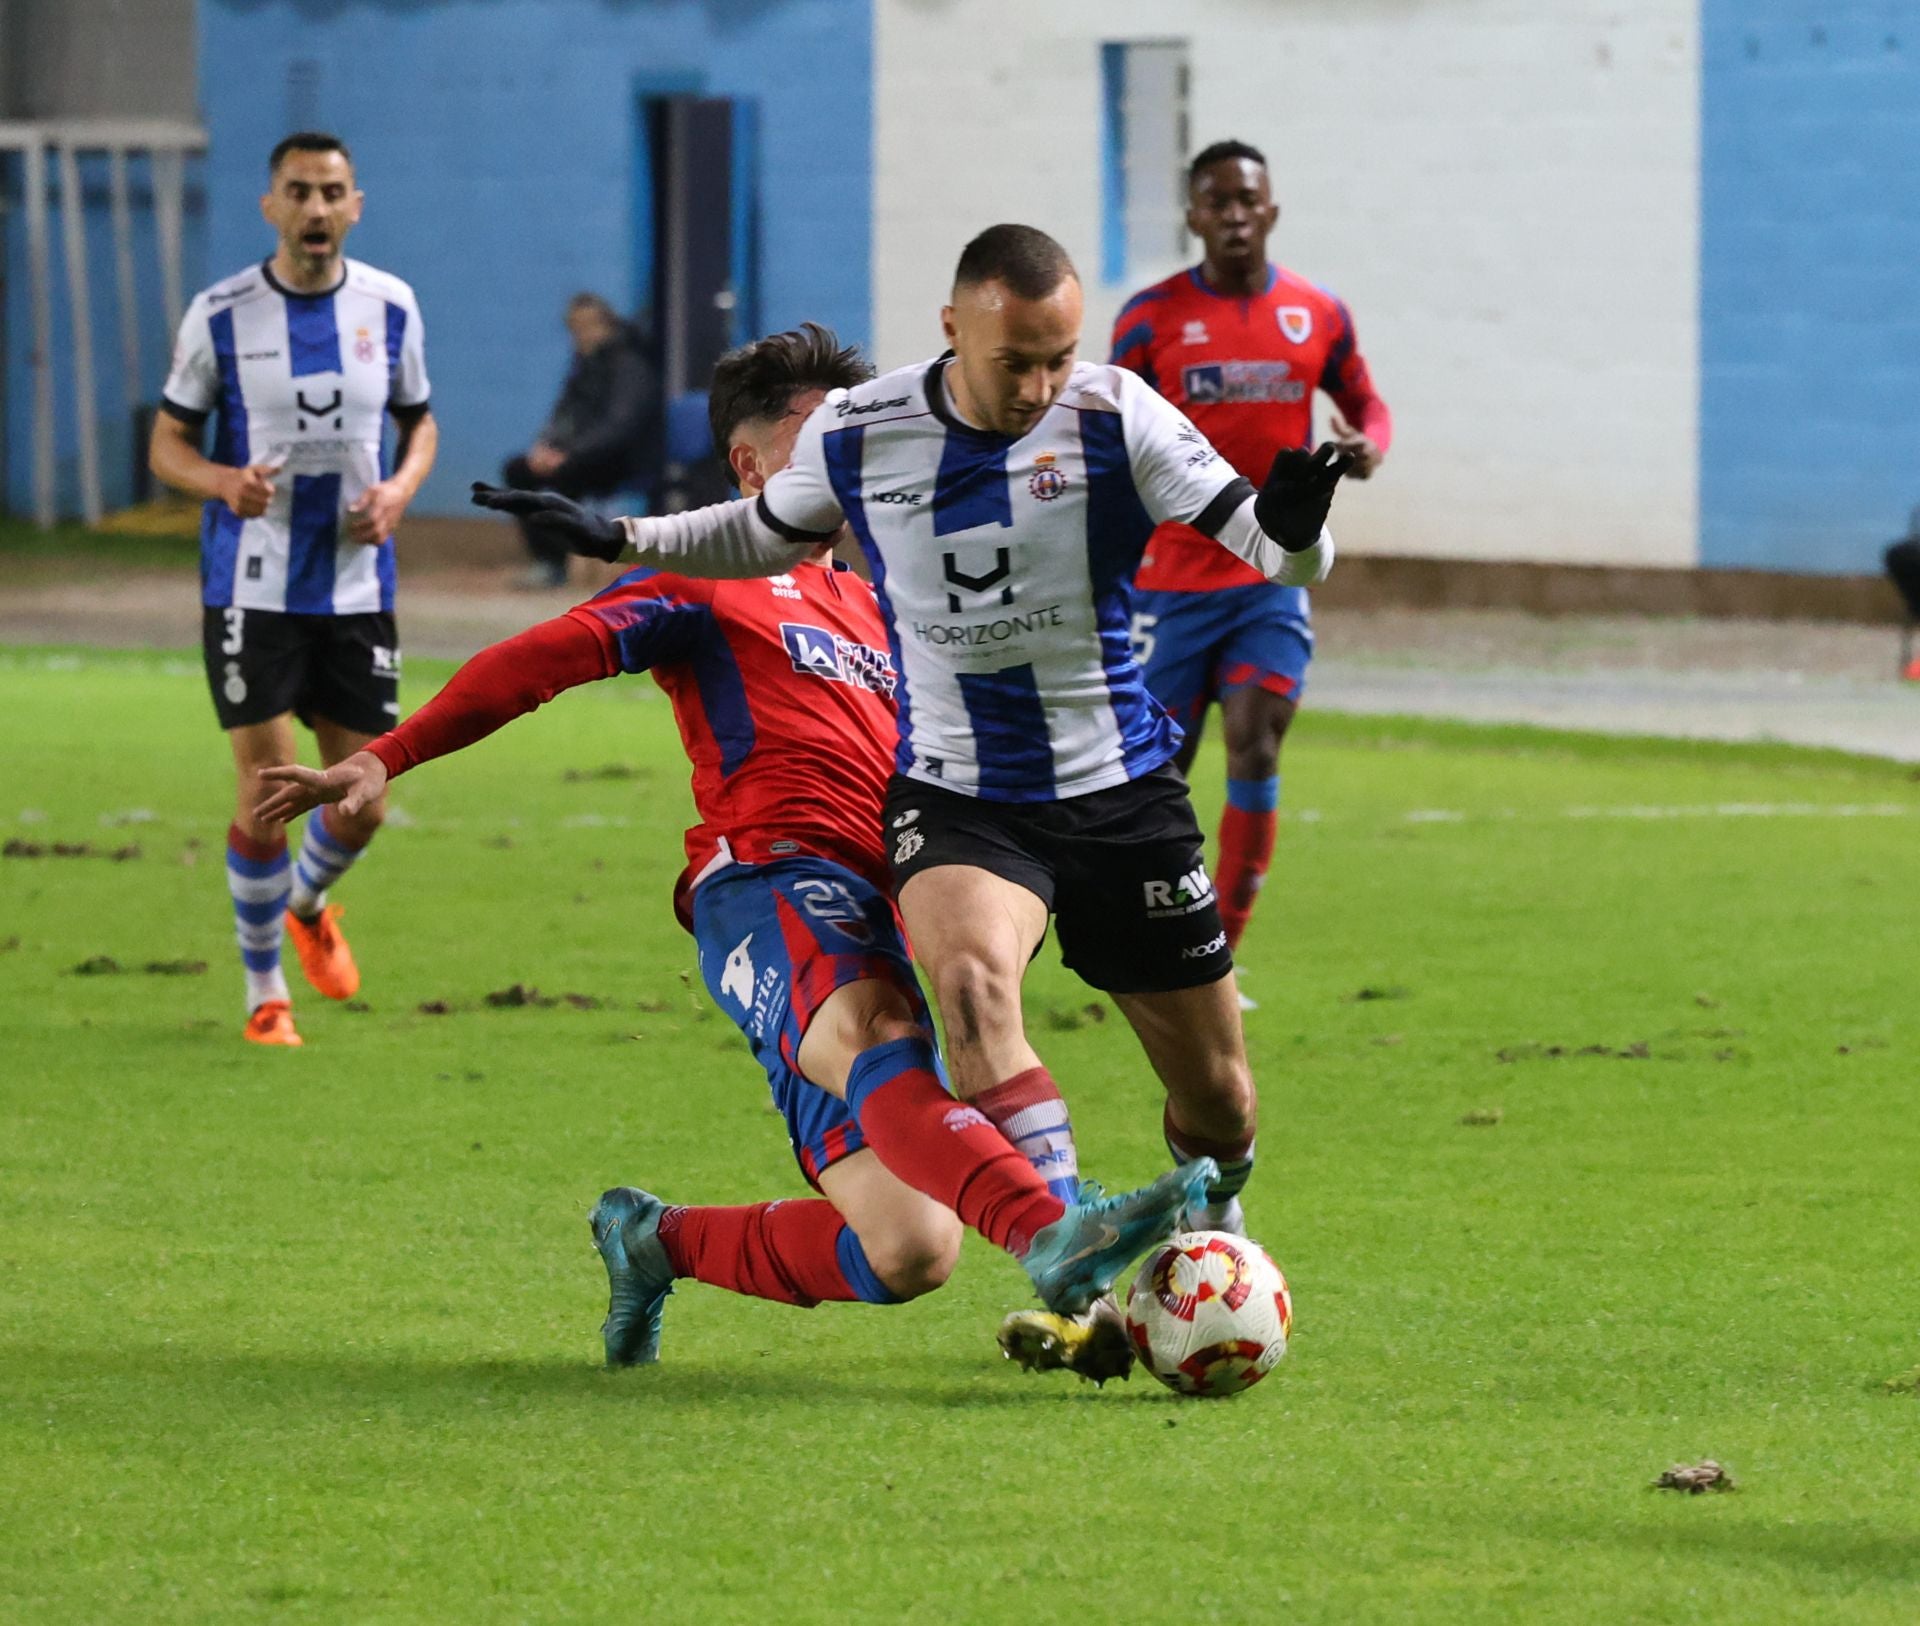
[1109,286,1170,387]
[571,567,716,674]
[1319,298,1393,452]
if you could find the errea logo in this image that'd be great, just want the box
[1143,864,1215,918]
[769,573,803,601]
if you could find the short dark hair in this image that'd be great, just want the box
[566,292,620,323]
[270,131,352,176]
[952,224,1077,301]
[1188,139,1267,187]
[708,322,874,467]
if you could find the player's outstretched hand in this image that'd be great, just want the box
[255,751,390,825]
[1254,442,1356,551]
[469,482,625,562]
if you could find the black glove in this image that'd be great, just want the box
[470,482,625,562]
[1254,443,1354,552]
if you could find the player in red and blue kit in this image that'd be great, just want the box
[257,326,1208,1367]
[1112,140,1391,1003]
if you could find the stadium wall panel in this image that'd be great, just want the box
[197,0,873,518]
[1,154,207,518]
[1699,1,1920,575]
[874,0,1704,570]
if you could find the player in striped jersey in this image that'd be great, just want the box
[149,132,437,1046]
[1111,140,1392,1005]
[259,325,1212,1365]
[477,226,1353,1382]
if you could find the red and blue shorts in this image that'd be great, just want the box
[690,855,928,1187]
[1132,583,1314,731]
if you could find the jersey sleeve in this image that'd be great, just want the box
[160,295,218,425]
[1108,290,1164,387]
[567,568,717,674]
[755,397,846,540]
[1319,299,1392,453]
[1118,370,1254,531]
[387,289,431,413]
[365,612,615,779]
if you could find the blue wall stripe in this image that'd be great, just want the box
[932,431,1014,537]
[955,665,1054,800]
[198,1,872,517]
[1699,2,1920,573]
[1100,42,1127,285]
[286,294,342,377]
[285,473,341,615]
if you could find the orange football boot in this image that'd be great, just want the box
[1901,655,1920,683]
[243,1000,303,1046]
[285,903,360,1000]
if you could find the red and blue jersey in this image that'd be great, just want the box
[570,562,898,903]
[369,558,899,922]
[1111,262,1390,593]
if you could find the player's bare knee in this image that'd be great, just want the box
[1225,741,1280,782]
[867,1211,962,1299]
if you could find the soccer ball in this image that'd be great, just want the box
[1123,1230,1293,1398]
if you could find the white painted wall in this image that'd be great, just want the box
[873,0,1700,567]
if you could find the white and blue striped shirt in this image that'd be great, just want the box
[758,358,1255,803]
[163,258,430,616]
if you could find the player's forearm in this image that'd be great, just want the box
[147,422,232,505]
[365,616,612,778]
[1337,389,1393,456]
[616,496,819,579]
[1216,499,1336,588]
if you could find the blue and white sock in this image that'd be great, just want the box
[288,805,367,921]
[227,822,291,1012]
[974,1066,1080,1203]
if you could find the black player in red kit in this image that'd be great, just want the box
[1112,139,1391,1017]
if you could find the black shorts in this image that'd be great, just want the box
[882,764,1232,995]
[202,607,401,736]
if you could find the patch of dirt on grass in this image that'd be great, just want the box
[1650,1460,1735,1494]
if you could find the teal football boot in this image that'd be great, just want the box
[588,1187,675,1367]
[1019,1156,1217,1317]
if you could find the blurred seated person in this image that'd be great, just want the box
[502,293,660,588]
[1885,506,1920,681]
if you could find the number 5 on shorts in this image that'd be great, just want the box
[1129,611,1158,667]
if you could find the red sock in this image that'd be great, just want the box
[847,1038,1065,1256]
[657,1200,866,1307]
[1217,797,1278,951]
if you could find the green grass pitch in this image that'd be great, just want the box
[3,644,1918,1623]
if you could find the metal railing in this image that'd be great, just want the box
[0,118,206,528]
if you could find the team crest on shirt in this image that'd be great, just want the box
[354,327,376,365]
[1275,306,1313,343]
[1028,452,1068,502]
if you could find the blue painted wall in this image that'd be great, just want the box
[2,156,208,517]
[1700,2,1920,573]
[198,0,871,515]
